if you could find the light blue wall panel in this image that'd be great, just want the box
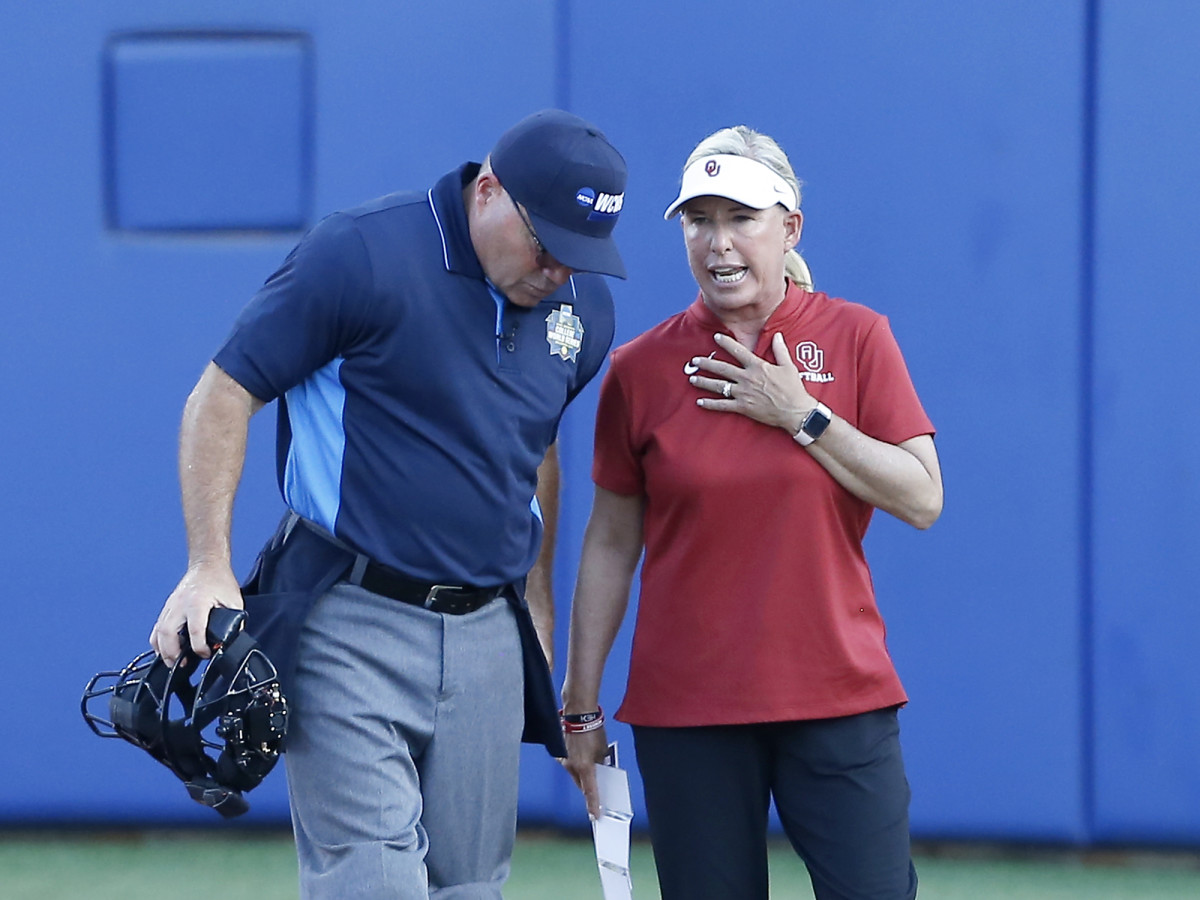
[566,0,1089,840]
[1091,0,1200,844]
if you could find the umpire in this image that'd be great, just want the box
[149,109,627,899]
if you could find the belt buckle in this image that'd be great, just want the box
[423,585,460,609]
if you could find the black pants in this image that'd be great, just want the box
[633,708,917,900]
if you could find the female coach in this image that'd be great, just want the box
[560,125,943,900]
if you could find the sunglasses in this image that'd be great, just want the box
[507,192,553,268]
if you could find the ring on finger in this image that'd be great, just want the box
[721,382,732,399]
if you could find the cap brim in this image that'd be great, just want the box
[530,212,627,279]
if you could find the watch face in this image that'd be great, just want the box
[803,406,831,439]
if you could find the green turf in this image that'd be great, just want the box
[2,830,1200,899]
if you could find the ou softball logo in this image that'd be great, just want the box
[795,341,824,372]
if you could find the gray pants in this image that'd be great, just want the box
[284,582,525,899]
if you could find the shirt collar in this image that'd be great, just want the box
[427,162,485,280]
[686,280,811,333]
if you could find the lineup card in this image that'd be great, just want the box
[592,743,634,899]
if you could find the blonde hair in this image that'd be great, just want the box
[683,126,813,291]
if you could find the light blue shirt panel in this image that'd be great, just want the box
[493,277,544,527]
[487,281,506,364]
[282,357,347,533]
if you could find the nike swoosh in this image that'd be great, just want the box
[683,352,716,376]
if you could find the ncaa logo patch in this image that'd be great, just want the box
[575,186,624,222]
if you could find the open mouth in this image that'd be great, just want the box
[711,266,748,285]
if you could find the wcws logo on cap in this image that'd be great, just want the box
[576,186,624,221]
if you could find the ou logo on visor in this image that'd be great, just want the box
[795,341,824,372]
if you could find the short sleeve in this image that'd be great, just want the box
[214,213,375,402]
[855,316,935,444]
[591,353,645,496]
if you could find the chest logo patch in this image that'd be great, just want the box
[546,304,584,362]
[795,340,835,383]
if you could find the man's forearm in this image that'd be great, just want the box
[178,362,262,568]
[151,362,263,663]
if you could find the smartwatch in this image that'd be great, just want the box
[794,401,832,446]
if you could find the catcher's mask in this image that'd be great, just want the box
[81,608,287,818]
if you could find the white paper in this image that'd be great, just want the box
[591,742,634,900]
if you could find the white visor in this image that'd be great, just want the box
[663,154,798,219]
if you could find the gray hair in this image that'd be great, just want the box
[683,126,813,290]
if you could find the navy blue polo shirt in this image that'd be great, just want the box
[214,163,615,585]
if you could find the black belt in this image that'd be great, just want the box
[285,513,505,616]
[357,561,504,615]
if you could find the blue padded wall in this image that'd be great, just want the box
[0,0,559,826]
[1091,0,1200,845]
[1,0,1198,846]
[567,0,1090,842]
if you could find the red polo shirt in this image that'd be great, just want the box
[593,284,935,726]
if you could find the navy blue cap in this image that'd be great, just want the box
[490,109,627,279]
